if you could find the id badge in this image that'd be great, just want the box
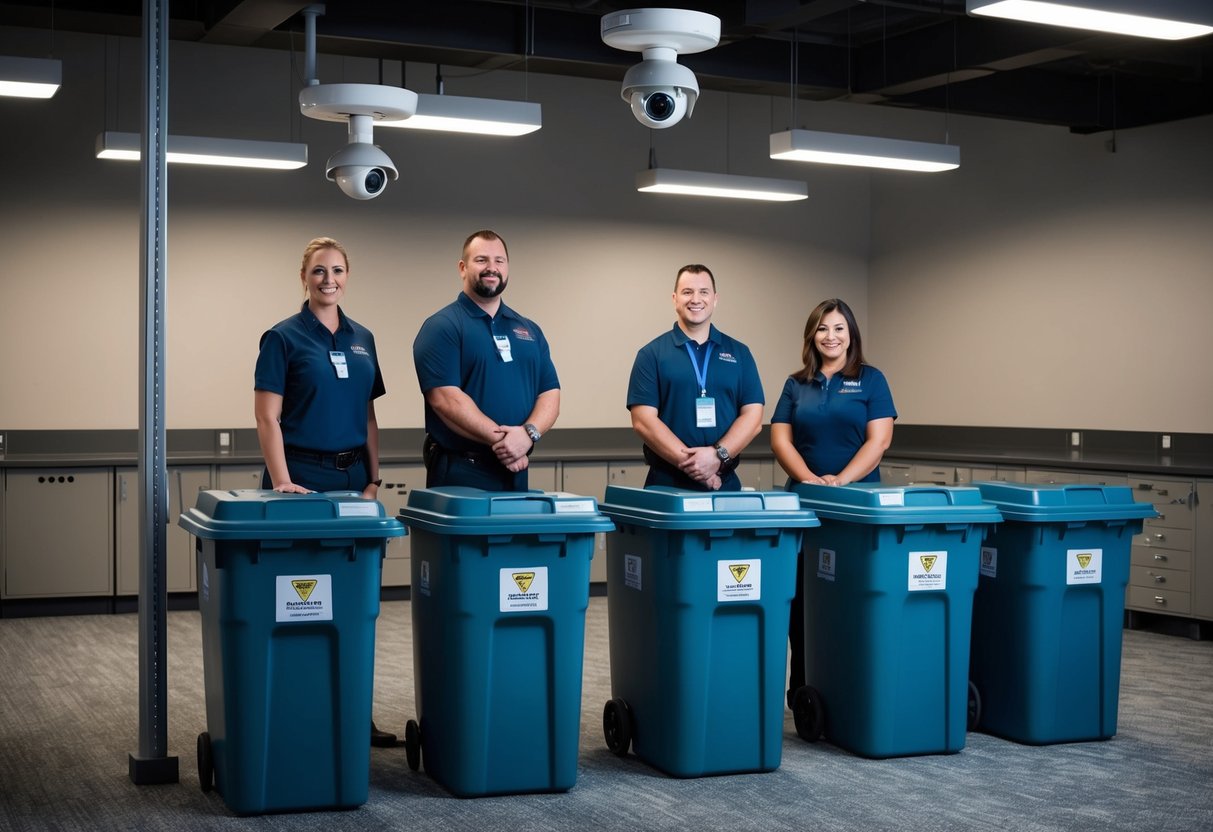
[695,396,716,428]
[329,351,349,379]
[493,334,513,363]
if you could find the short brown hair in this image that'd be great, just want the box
[674,264,715,291]
[462,229,509,260]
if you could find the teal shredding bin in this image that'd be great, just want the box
[970,482,1155,744]
[395,487,614,797]
[790,482,1002,759]
[597,485,819,777]
[178,489,404,815]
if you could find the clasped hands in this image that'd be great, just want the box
[679,446,723,491]
[492,425,532,473]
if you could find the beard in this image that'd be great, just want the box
[472,270,507,298]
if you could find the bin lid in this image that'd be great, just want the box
[598,485,820,530]
[790,482,1003,526]
[178,489,406,540]
[974,482,1157,523]
[397,486,615,535]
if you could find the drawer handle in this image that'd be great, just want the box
[1156,488,1169,496]
[1154,596,1167,605]
[1156,513,1166,521]
[1153,554,1168,562]
[1153,575,1166,584]
[1153,533,1166,541]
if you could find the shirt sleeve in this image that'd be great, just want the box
[865,367,898,421]
[626,342,659,410]
[253,329,287,395]
[412,313,461,393]
[738,344,765,406]
[771,377,797,424]
[532,321,561,393]
[366,330,387,401]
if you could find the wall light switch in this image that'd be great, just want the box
[1070,431,1081,447]
[0,433,5,452]
[219,431,230,447]
[1162,434,1171,450]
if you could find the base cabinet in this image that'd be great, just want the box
[3,469,113,598]
[116,467,212,595]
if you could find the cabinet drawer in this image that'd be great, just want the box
[910,464,956,484]
[1129,565,1191,594]
[1130,544,1191,572]
[1127,585,1191,615]
[1144,505,1194,531]
[1134,525,1193,550]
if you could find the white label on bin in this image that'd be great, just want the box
[878,491,905,507]
[501,566,548,612]
[816,548,837,582]
[624,554,642,591]
[718,559,761,602]
[908,551,947,592]
[337,501,379,517]
[980,547,998,579]
[419,560,431,597]
[683,497,714,512]
[1067,548,1102,585]
[553,500,595,513]
[276,574,333,622]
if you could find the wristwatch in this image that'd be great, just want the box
[524,423,542,444]
[714,443,731,464]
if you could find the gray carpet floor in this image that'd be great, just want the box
[1,598,1210,832]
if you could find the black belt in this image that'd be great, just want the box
[424,435,495,466]
[285,445,364,470]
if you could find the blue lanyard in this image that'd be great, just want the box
[685,341,713,397]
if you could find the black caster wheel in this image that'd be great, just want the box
[792,685,824,743]
[404,719,421,772]
[603,698,632,757]
[197,732,214,793]
[967,681,982,731]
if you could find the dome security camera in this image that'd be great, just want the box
[601,8,720,129]
[299,83,417,201]
[325,140,397,200]
[622,52,699,129]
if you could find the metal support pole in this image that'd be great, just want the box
[129,0,178,786]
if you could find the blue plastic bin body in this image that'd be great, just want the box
[179,489,404,815]
[397,487,614,797]
[970,482,1154,744]
[791,482,1002,759]
[598,486,819,777]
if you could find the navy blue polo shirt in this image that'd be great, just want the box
[254,303,385,453]
[627,323,764,449]
[771,365,897,483]
[413,293,559,452]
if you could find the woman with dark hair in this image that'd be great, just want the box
[771,298,897,705]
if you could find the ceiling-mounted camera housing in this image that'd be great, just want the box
[601,8,720,129]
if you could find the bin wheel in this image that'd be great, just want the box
[603,698,632,757]
[792,686,825,743]
[197,732,214,793]
[967,681,982,731]
[404,720,422,772]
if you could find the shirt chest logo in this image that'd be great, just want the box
[512,325,535,341]
[350,344,370,357]
[716,351,738,364]
[840,379,862,394]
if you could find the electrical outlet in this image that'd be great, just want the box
[217,430,232,454]
[0,432,5,452]
[1070,431,1081,447]
[1161,434,1171,450]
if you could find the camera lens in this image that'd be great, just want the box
[364,168,386,194]
[644,92,675,121]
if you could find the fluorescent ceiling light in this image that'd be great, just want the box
[379,93,541,136]
[770,129,960,173]
[0,55,61,98]
[966,1,1213,40]
[95,131,308,170]
[637,168,808,202]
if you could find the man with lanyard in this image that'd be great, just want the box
[627,264,764,491]
[413,229,560,490]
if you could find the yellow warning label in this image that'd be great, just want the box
[1077,553,1092,569]
[291,579,318,601]
[920,555,938,573]
[729,564,750,583]
[512,572,535,594]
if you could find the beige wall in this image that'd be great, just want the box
[869,113,1213,432]
[1,26,1210,436]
